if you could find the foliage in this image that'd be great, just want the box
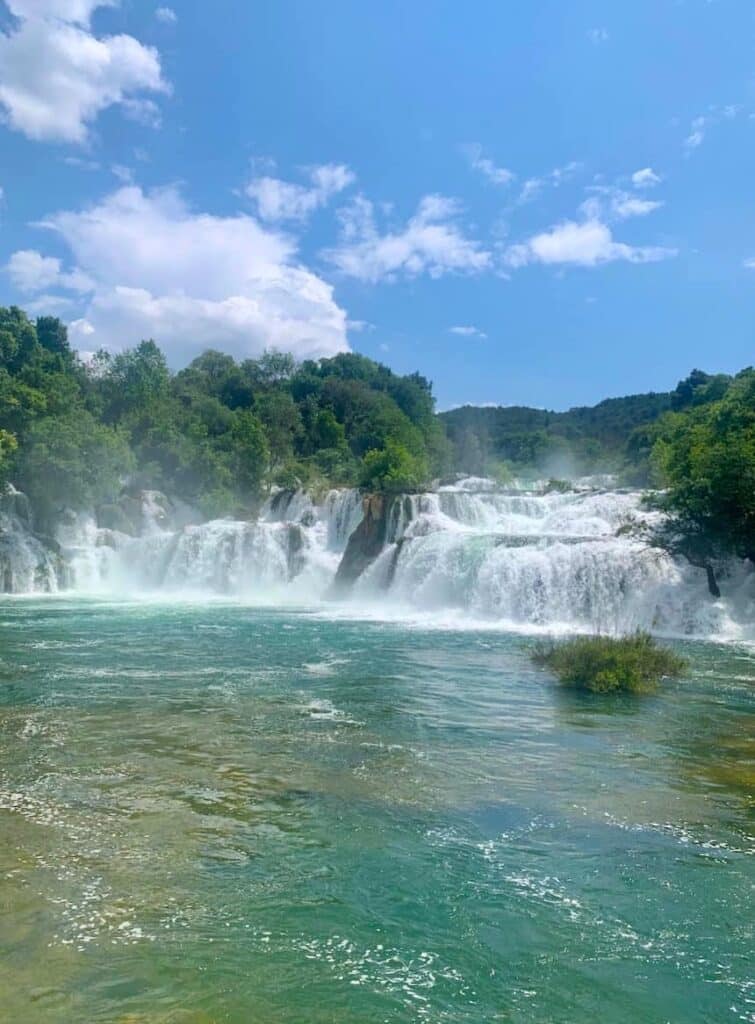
[0,307,445,516]
[360,439,428,492]
[647,369,755,562]
[0,429,18,486]
[533,632,687,694]
[17,411,133,518]
[442,391,673,475]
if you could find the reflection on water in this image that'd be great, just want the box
[0,599,753,1023]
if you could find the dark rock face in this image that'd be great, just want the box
[286,524,307,580]
[332,493,412,592]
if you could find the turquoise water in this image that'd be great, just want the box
[0,599,753,1023]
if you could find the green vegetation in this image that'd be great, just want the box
[0,307,448,522]
[442,391,673,477]
[649,369,755,565]
[533,632,687,694]
[1,300,752,574]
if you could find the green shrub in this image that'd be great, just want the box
[532,632,687,694]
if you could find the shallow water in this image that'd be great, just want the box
[0,598,753,1023]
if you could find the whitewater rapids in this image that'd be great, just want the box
[2,479,753,640]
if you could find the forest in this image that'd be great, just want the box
[0,305,753,566]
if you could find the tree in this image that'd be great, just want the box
[101,340,170,422]
[653,368,755,564]
[17,411,134,518]
[360,439,428,493]
[0,429,18,487]
[229,411,269,496]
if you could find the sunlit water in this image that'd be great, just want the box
[1,598,753,1023]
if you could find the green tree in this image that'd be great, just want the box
[17,411,134,518]
[360,439,428,493]
[229,410,269,496]
[0,429,18,487]
[652,368,755,563]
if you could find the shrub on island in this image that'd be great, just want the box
[532,631,687,694]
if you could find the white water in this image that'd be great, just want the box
[1,480,752,640]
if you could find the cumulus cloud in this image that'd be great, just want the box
[449,325,487,339]
[324,194,491,283]
[0,0,167,143]
[246,163,355,222]
[18,185,349,363]
[6,248,93,292]
[504,219,676,268]
[155,6,176,23]
[5,0,113,25]
[631,167,661,188]
[463,144,514,186]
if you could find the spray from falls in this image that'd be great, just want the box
[0,478,751,640]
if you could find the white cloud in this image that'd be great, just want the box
[683,107,742,153]
[246,163,355,222]
[155,6,177,24]
[324,194,491,283]
[22,185,349,363]
[743,257,755,270]
[111,163,133,182]
[463,144,514,186]
[516,161,580,205]
[347,318,374,333]
[631,167,661,188]
[5,0,113,25]
[449,325,487,339]
[504,219,676,268]
[685,128,705,151]
[6,247,93,292]
[63,154,101,170]
[588,27,609,44]
[580,187,662,222]
[0,1,167,143]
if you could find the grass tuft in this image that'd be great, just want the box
[532,631,687,694]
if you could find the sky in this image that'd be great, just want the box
[1,1,754,411]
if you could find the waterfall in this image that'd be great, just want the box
[56,488,365,601]
[353,480,754,640]
[1,479,752,641]
[0,509,60,593]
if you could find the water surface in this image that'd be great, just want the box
[1,599,753,1023]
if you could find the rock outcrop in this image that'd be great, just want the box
[332,493,415,591]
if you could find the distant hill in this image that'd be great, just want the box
[440,391,675,473]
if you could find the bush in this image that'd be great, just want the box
[532,632,687,694]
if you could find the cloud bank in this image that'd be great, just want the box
[9,185,350,363]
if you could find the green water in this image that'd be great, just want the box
[0,600,753,1024]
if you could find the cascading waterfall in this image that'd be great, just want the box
[56,488,365,601]
[0,478,752,640]
[353,479,754,640]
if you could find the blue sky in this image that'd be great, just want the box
[1,0,754,410]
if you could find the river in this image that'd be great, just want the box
[1,599,753,1023]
